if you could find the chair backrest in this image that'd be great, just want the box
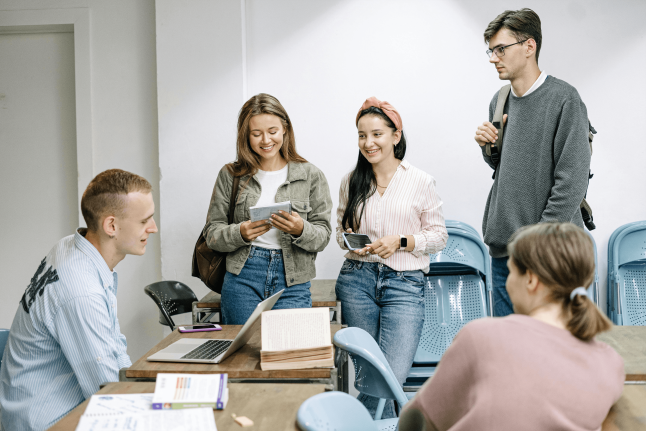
[333,327,409,408]
[144,281,198,330]
[411,225,490,365]
[297,391,379,431]
[607,221,644,319]
[585,231,599,306]
[444,220,480,238]
[0,329,9,372]
[427,227,492,316]
[414,274,487,364]
[610,222,646,325]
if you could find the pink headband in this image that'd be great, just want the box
[356,96,403,132]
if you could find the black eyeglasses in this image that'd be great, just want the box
[486,40,528,58]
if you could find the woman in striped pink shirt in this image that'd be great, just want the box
[335,97,448,418]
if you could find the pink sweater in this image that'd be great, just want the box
[403,315,624,431]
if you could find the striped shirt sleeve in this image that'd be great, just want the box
[411,177,448,257]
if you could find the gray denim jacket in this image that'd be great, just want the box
[204,162,333,286]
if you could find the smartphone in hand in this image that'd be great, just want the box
[342,232,372,251]
[178,324,222,333]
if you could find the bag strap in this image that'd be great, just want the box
[485,84,511,179]
[227,175,241,225]
[492,84,511,154]
[588,121,596,155]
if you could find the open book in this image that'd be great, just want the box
[260,307,334,371]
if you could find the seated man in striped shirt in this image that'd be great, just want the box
[0,169,158,431]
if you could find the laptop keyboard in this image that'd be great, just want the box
[181,340,233,360]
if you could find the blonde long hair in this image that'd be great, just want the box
[507,223,611,341]
[229,93,307,178]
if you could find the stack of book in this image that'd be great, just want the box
[260,307,334,371]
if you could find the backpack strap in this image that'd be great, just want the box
[486,84,511,179]
[492,84,511,154]
[227,175,241,224]
[580,198,595,230]
[588,121,596,154]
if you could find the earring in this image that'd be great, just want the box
[109,234,115,239]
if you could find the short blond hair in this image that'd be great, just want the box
[81,169,152,232]
[508,223,611,341]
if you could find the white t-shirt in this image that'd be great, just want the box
[252,165,289,250]
[511,70,547,97]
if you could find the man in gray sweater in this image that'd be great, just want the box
[474,9,591,316]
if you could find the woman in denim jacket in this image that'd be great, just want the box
[204,93,333,324]
[336,97,448,418]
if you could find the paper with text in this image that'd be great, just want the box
[75,408,216,431]
[84,394,153,416]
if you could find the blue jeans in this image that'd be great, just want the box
[492,256,513,317]
[335,259,425,419]
[221,246,312,325]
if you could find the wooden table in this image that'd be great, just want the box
[47,382,325,431]
[193,279,341,324]
[122,324,348,392]
[602,385,646,430]
[597,326,646,381]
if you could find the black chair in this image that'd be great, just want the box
[144,281,198,331]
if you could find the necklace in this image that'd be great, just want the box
[377,184,388,188]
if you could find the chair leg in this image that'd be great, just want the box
[374,398,386,420]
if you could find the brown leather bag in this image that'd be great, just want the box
[191,174,241,293]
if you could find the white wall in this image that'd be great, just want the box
[0,31,78,330]
[0,0,162,361]
[156,0,243,301]
[157,0,646,316]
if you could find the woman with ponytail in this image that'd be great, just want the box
[399,222,624,431]
[335,97,448,418]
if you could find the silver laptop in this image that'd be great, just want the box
[147,289,284,364]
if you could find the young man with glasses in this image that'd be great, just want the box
[474,9,592,317]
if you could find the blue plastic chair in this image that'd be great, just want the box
[405,224,491,393]
[0,329,9,372]
[586,231,600,306]
[607,221,646,322]
[444,219,480,238]
[606,222,633,319]
[297,391,392,431]
[607,222,646,325]
[333,327,407,424]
